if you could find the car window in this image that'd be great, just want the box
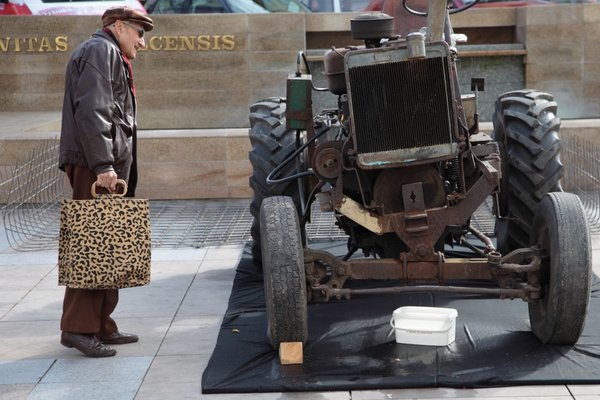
[19,0,146,14]
[226,0,268,12]
[256,0,310,11]
[146,0,268,14]
[190,0,227,12]
[146,0,190,12]
[146,0,269,12]
[286,1,301,10]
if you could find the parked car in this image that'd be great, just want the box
[452,0,551,7]
[144,0,269,13]
[253,0,311,12]
[459,0,597,6]
[310,0,368,11]
[0,0,145,15]
[364,0,592,11]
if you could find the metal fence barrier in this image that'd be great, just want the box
[1,135,598,251]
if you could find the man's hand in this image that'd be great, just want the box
[96,171,118,192]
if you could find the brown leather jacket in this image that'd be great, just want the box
[59,29,138,195]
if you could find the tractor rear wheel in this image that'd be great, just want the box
[260,196,308,349]
[248,98,305,269]
[529,192,591,345]
[492,90,563,255]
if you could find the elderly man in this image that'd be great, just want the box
[58,7,153,357]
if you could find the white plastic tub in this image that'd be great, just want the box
[390,306,458,346]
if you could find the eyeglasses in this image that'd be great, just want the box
[121,21,144,39]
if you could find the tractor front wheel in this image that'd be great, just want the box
[529,192,591,345]
[260,196,308,349]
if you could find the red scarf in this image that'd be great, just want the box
[103,27,135,97]
[122,55,136,97]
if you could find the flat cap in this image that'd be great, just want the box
[102,6,154,32]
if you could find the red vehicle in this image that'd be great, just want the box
[362,0,557,37]
[364,0,594,12]
[0,0,146,15]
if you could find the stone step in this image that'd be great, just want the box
[1,112,599,200]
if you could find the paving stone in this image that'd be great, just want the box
[1,289,63,322]
[157,315,222,356]
[28,382,139,400]
[0,359,54,384]
[0,383,34,400]
[142,354,207,384]
[40,357,152,384]
[0,321,63,360]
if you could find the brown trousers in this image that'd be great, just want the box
[60,165,118,336]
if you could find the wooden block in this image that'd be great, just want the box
[279,342,303,365]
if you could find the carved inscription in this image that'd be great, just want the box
[0,35,236,53]
[145,35,236,51]
[0,36,68,52]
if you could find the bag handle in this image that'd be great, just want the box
[91,179,128,198]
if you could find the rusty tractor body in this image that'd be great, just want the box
[248,0,592,351]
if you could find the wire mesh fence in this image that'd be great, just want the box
[0,139,348,250]
[0,139,69,251]
[1,132,599,251]
[562,134,600,232]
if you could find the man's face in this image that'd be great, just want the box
[115,20,145,59]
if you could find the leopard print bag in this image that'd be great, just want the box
[58,180,151,289]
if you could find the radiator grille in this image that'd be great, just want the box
[348,56,455,155]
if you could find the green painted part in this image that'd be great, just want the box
[287,77,310,112]
[286,75,312,130]
[288,120,306,129]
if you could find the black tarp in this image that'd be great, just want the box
[202,241,600,393]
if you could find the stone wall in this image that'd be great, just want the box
[0,14,306,129]
[0,121,254,200]
[2,5,600,129]
[516,5,600,118]
[136,129,252,199]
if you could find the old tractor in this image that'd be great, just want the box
[248,0,592,352]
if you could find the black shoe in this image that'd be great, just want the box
[98,331,139,345]
[61,332,116,357]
